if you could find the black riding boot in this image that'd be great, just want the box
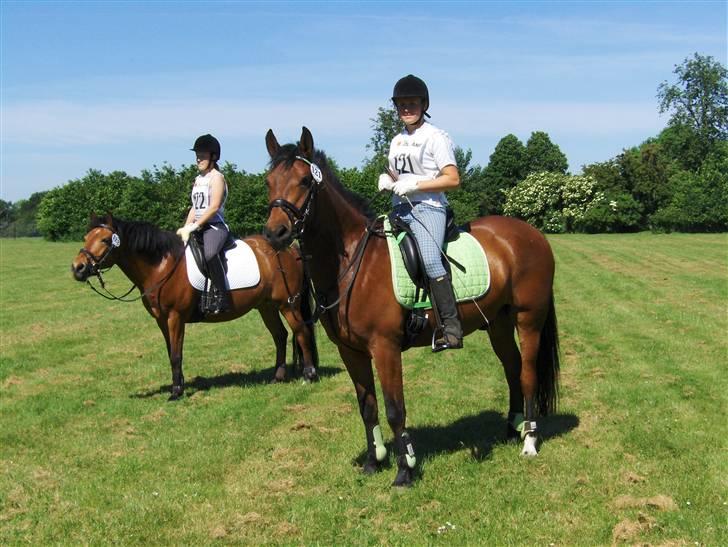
[205,256,231,314]
[429,275,463,352]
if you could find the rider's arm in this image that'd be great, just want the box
[413,164,460,193]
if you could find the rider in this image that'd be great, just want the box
[176,134,230,314]
[378,74,463,351]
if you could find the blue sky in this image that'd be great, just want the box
[1,0,726,202]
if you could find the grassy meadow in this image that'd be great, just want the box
[1,233,726,544]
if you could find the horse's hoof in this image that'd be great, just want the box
[168,390,183,401]
[362,455,381,475]
[272,366,287,383]
[391,466,414,487]
[302,366,319,383]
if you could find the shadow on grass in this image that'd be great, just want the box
[130,364,343,398]
[353,411,579,474]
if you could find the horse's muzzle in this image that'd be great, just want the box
[71,259,91,282]
[263,223,293,251]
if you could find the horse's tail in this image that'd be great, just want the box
[293,266,318,367]
[536,293,560,415]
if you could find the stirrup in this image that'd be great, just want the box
[431,329,463,353]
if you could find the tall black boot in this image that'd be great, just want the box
[205,256,231,314]
[429,275,463,352]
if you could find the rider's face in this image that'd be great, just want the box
[395,97,423,126]
[195,151,212,172]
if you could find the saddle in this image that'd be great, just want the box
[188,231,236,277]
[388,207,462,292]
[387,208,467,349]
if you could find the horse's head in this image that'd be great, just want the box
[71,213,122,281]
[263,127,324,250]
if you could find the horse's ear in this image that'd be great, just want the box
[300,126,314,159]
[265,129,280,159]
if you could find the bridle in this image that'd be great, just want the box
[266,155,377,325]
[79,223,120,276]
[267,156,323,240]
[79,223,183,302]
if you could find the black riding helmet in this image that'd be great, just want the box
[391,74,430,119]
[190,134,221,161]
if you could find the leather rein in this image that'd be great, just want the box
[267,156,378,324]
[80,223,184,303]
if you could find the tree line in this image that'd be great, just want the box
[2,53,725,240]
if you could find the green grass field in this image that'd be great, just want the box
[1,234,726,544]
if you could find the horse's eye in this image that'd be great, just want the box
[102,238,112,246]
[300,175,313,188]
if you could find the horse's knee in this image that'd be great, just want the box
[384,397,405,428]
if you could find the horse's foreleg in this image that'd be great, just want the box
[516,311,543,456]
[259,305,288,383]
[487,312,524,442]
[371,342,414,487]
[338,345,386,475]
[280,308,318,383]
[158,312,186,400]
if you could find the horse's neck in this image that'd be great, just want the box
[116,251,172,289]
[304,185,368,283]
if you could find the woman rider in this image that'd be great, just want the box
[176,134,230,314]
[378,74,463,351]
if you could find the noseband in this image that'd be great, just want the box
[79,223,121,276]
[267,156,324,238]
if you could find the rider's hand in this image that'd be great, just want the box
[176,222,199,243]
[378,173,395,192]
[393,175,421,196]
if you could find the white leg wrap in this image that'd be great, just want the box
[521,433,538,456]
[372,425,387,462]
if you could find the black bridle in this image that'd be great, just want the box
[79,223,183,302]
[267,155,323,240]
[78,223,139,300]
[266,155,378,324]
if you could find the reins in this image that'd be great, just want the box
[81,223,185,303]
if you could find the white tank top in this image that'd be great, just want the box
[191,169,228,225]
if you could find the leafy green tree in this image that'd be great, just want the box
[364,105,403,172]
[651,142,728,232]
[658,53,728,152]
[503,172,604,233]
[480,134,527,215]
[524,131,568,175]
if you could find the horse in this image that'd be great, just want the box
[71,214,319,399]
[262,127,560,486]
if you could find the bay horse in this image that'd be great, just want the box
[262,128,560,486]
[72,214,318,399]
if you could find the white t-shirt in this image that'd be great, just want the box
[387,121,457,207]
[191,169,228,225]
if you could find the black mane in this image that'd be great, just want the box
[269,143,375,220]
[90,216,183,263]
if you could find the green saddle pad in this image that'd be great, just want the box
[383,217,490,310]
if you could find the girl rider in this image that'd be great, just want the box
[176,134,230,314]
[378,74,463,351]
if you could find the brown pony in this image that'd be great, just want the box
[72,214,318,399]
[263,128,560,486]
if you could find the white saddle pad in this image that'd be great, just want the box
[185,239,260,291]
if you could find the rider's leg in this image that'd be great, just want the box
[405,203,463,351]
[203,224,230,314]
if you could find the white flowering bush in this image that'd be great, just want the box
[503,172,605,233]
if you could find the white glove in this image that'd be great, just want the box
[393,176,421,196]
[377,173,395,192]
[176,222,199,243]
